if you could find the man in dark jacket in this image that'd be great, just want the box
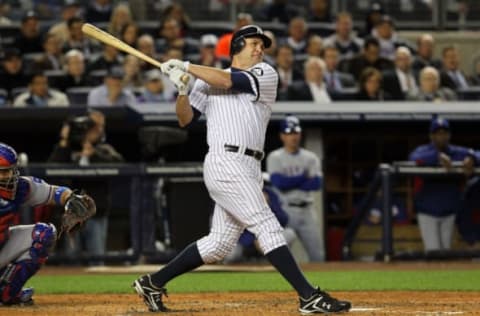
[409,117,476,251]
[48,110,124,265]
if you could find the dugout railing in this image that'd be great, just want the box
[342,162,480,262]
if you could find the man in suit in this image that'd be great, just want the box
[382,46,418,100]
[32,34,64,73]
[341,37,394,80]
[411,33,442,77]
[440,46,469,91]
[288,57,331,103]
[323,12,363,60]
[275,45,303,100]
[321,46,356,97]
[407,66,456,101]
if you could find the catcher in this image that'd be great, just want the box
[0,142,95,306]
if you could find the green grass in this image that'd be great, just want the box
[26,270,480,294]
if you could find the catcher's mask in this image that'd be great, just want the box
[0,143,19,200]
[230,25,272,57]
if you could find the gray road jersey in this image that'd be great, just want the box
[266,148,321,204]
[21,177,54,207]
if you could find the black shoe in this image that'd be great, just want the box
[0,287,35,307]
[132,275,168,312]
[299,287,351,314]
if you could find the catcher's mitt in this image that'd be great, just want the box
[60,191,96,237]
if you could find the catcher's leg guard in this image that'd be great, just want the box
[30,223,57,264]
[0,223,56,304]
[0,260,39,304]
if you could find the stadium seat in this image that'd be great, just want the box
[66,86,94,106]
[44,69,67,88]
[0,88,7,106]
[88,69,108,86]
[0,24,21,47]
[457,86,480,100]
[11,87,28,100]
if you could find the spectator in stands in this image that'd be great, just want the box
[136,69,169,103]
[342,37,394,80]
[49,2,82,44]
[13,72,69,107]
[407,66,457,101]
[306,35,323,58]
[120,22,140,49]
[14,11,44,54]
[267,115,325,262]
[87,44,123,73]
[155,17,197,55]
[323,12,363,60]
[198,34,222,68]
[0,48,28,103]
[32,34,65,73]
[362,2,385,37]
[288,57,331,103]
[321,46,356,96]
[440,46,470,91]
[34,0,63,20]
[255,0,301,24]
[87,66,136,106]
[56,49,92,92]
[280,17,309,55]
[136,34,160,71]
[162,3,191,36]
[356,67,391,101]
[107,3,133,38]
[215,12,252,60]
[371,15,412,60]
[409,117,477,251]
[63,17,99,59]
[307,0,333,22]
[382,47,418,100]
[275,45,303,101]
[263,30,277,66]
[48,110,124,265]
[411,34,442,77]
[468,57,480,86]
[85,0,113,23]
[0,2,12,25]
[122,55,142,90]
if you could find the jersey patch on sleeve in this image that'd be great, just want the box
[251,67,264,76]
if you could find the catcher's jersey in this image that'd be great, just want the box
[189,62,278,151]
[266,148,321,204]
[0,177,53,246]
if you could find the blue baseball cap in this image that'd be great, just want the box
[430,117,450,133]
[280,115,302,134]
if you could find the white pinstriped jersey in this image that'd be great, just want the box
[189,62,278,151]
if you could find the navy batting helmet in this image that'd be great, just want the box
[230,25,272,56]
[280,115,302,134]
[0,143,19,200]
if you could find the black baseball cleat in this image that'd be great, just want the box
[132,275,169,312]
[299,287,351,314]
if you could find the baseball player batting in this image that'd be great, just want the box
[133,25,351,314]
[0,143,95,306]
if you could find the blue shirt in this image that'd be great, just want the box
[87,85,136,107]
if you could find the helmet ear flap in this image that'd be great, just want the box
[230,36,245,56]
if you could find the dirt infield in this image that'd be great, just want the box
[2,291,479,315]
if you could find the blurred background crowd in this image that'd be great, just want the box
[1,0,480,107]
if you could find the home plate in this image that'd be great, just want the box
[350,307,382,312]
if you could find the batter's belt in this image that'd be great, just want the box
[224,144,264,161]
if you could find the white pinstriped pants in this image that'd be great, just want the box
[197,151,287,263]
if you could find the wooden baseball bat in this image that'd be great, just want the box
[81,23,189,84]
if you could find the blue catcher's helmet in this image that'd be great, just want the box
[0,143,19,200]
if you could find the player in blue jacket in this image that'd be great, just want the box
[409,117,476,251]
[0,143,85,306]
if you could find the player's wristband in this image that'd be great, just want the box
[183,61,190,72]
[54,186,69,204]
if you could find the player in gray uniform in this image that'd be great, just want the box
[267,115,324,262]
[0,142,87,305]
[133,25,351,314]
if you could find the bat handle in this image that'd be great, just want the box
[181,74,190,85]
